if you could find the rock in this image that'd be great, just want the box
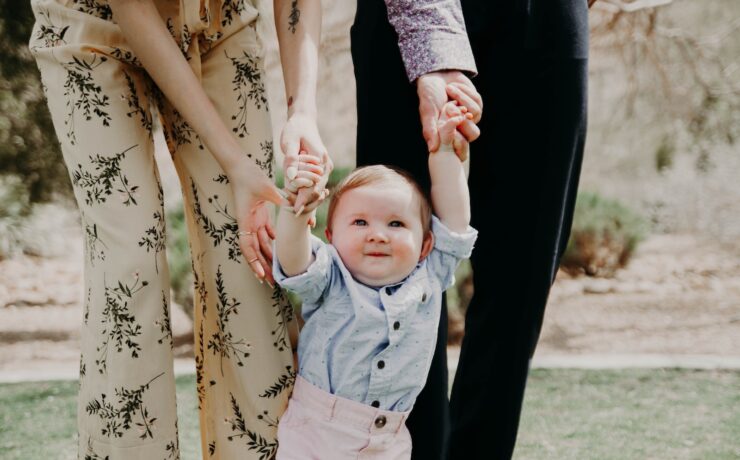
[582,278,614,294]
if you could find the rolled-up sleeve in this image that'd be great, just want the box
[384,0,477,81]
[273,236,334,317]
[426,215,477,289]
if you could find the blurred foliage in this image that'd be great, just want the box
[0,2,73,204]
[0,176,31,259]
[561,191,648,277]
[654,136,675,173]
[166,206,194,313]
[590,1,740,169]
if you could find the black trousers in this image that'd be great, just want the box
[351,1,588,459]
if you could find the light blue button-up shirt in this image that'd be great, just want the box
[274,216,477,412]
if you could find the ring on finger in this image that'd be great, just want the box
[237,230,254,237]
[247,257,259,264]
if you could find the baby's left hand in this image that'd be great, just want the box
[434,102,470,159]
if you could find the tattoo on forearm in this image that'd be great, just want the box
[288,0,300,33]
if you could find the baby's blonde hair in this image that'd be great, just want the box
[326,165,432,234]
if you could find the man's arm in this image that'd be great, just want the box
[383,1,482,153]
[384,0,476,82]
[428,105,471,233]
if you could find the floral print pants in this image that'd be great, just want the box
[29,1,297,458]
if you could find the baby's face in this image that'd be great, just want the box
[327,181,431,287]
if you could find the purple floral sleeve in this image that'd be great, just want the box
[384,0,478,82]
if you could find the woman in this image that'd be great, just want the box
[29,0,327,458]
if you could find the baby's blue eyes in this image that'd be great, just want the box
[351,219,404,228]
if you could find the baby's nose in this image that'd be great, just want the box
[367,229,389,242]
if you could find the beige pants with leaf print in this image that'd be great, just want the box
[30,1,297,458]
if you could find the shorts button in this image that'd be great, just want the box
[421,292,427,302]
[371,400,380,408]
[374,415,387,428]
[377,360,385,369]
[393,321,400,330]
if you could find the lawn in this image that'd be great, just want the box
[0,369,738,459]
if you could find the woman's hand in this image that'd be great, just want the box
[227,156,285,286]
[282,152,331,223]
[281,111,333,215]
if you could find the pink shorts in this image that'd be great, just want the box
[276,376,412,460]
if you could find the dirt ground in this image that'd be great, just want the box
[1,222,739,379]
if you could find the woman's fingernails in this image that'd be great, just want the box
[286,166,298,180]
[294,205,305,215]
[254,274,264,284]
[266,280,274,288]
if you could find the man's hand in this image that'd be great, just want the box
[417,70,482,159]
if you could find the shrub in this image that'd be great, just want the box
[0,4,73,204]
[561,191,648,277]
[166,206,194,314]
[0,175,31,259]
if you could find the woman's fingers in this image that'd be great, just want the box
[265,216,277,240]
[290,176,319,189]
[238,230,264,279]
[254,245,275,286]
[253,179,284,206]
[257,226,273,265]
[292,170,323,185]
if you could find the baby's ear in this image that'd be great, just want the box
[419,231,434,261]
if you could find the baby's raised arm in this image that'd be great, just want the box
[276,154,326,276]
[428,103,471,233]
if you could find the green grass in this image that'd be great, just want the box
[515,369,740,460]
[0,376,203,460]
[1,369,738,459]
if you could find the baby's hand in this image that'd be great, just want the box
[433,101,470,158]
[282,151,329,218]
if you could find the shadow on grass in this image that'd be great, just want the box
[1,370,738,459]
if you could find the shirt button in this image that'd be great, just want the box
[393,321,400,330]
[371,400,380,408]
[421,292,427,302]
[377,360,385,369]
[374,415,387,428]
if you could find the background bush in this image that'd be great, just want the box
[561,191,648,277]
[0,3,73,205]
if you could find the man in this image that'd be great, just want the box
[351,0,589,459]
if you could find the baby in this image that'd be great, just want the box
[273,102,477,459]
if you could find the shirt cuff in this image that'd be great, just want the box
[431,215,478,260]
[273,235,332,302]
[399,33,478,82]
